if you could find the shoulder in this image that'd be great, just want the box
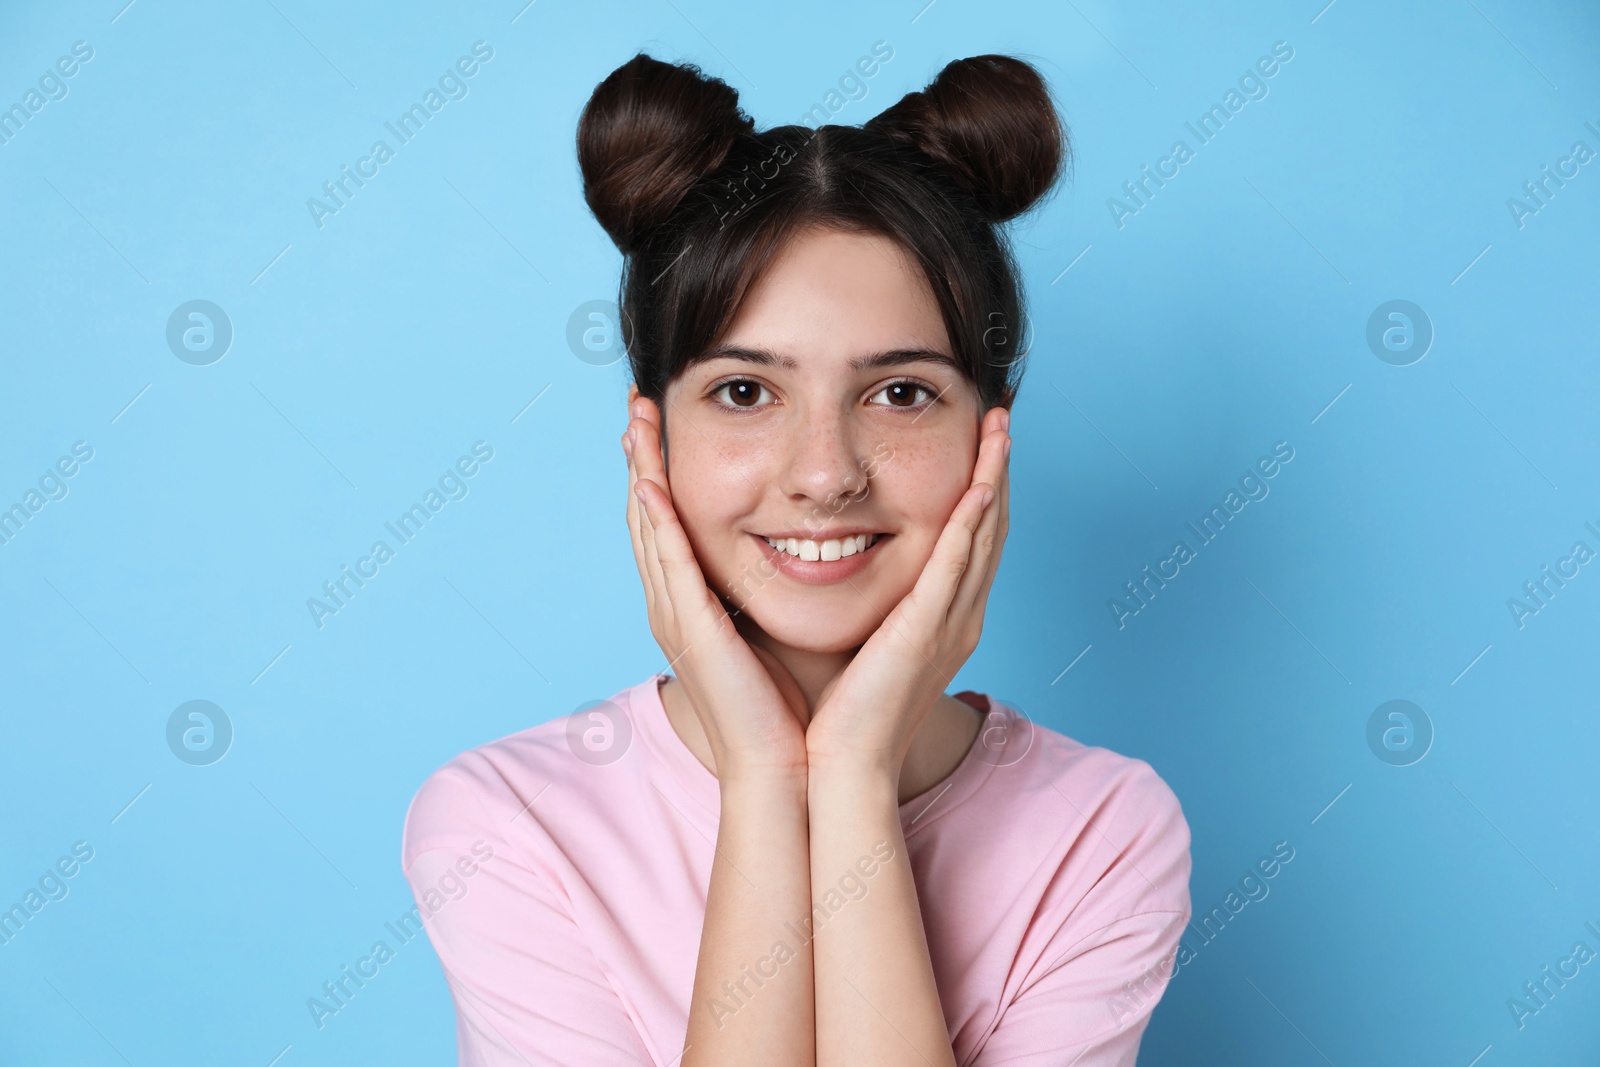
[974,701,1192,917]
[400,679,653,871]
[1033,722,1188,841]
[399,719,564,871]
[975,698,1188,836]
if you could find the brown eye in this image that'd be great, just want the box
[714,379,774,408]
[868,381,932,408]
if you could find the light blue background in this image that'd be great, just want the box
[2,0,1597,1063]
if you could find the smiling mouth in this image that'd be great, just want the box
[750,531,889,586]
[762,533,879,562]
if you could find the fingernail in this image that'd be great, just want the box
[623,431,634,458]
[981,487,995,509]
[998,408,1010,432]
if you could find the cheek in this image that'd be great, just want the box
[876,436,973,536]
[664,431,763,555]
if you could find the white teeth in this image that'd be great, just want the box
[765,534,877,560]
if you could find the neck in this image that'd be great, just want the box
[742,624,854,717]
[662,615,987,804]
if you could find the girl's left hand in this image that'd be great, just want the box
[805,406,1011,777]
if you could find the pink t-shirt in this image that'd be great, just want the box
[401,675,1192,1066]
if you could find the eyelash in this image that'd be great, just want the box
[706,377,940,412]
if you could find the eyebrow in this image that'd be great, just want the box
[693,343,964,374]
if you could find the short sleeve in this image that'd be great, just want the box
[401,765,655,1066]
[969,761,1192,1067]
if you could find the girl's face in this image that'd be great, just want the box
[659,225,984,654]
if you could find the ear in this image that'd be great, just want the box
[628,382,640,408]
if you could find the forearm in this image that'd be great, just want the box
[807,761,956,1067]
[683,772,815,1067]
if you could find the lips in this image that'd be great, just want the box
[751,532,888,585]
[763,533,877,562]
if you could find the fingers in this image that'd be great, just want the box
[625,392,671,620]
[628,395,666,480]
[630,412,671,611]
[626,396,727,626]
[633,471,722,629]
[623,425,656,615]
[956,408,1012,613]
[953,412,1004,620]
[892,407,1009,633]
[906,473,995,624]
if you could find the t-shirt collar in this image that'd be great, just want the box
[627,674,1006,838]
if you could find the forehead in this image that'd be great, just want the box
[717,226,950,359]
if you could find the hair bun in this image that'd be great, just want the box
[577,53,754,256]
[866,54,1067,224]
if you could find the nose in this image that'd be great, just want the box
[776,405,870,510]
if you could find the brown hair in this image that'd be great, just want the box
[576,52,1068,412]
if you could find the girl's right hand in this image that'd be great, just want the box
[624,390,811,783]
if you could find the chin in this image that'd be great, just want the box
[704,534,926,654]
[741,598,882,654]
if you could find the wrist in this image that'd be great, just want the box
[699,727,809,787]
[716,760,810,795]
[804,751,899,801]
[806,731,902,780]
